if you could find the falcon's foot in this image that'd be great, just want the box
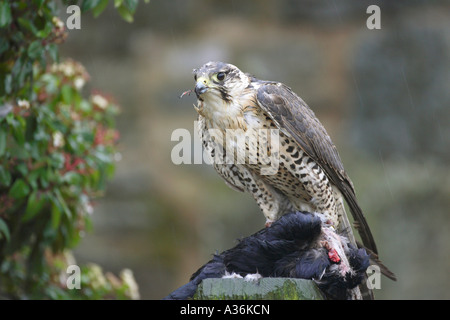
[265,218,275,228]
[222,271,243,279]
[222,271,262,282]
[244,273,263,282]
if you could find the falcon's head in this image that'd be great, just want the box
[193,61,251,104]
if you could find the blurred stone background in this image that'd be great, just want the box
[59,0,450,299]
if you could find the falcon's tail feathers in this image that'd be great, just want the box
[340,184,397,281]
[362,245,397,281]
[341,183,379,255]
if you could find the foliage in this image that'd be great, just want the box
[0,0,146,299]
[0,0,147,101]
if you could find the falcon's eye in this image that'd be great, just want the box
[216,72,226,81]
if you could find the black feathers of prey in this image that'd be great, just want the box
[163,212,370,300]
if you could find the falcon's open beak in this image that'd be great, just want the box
[195,77,209,97]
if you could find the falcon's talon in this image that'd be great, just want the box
[193,104,204,116]
[244,273,262,282]
[222,271,243,279]
[265,221,273,228]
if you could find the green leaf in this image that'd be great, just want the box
[10,116,26,146]
[4,74,12,95]
[41,73,59,94]
[36,21,53,38]
[28,40,43,59]
[61,84,73,104]
[9,179,30,199]
[0,1,12,28]
[50,200,62,229]
[0,36,9,55]
[82,0,102,12]
[34,0,45,9]
[92,0,109,18]
[0,165,11,186]
[124,0,139,12]
[16,162,28,176]
[17,17,39,35]
[62,171,81,185]
[22,191,47,221]
[27,166,43,189]
[11,54,24,80]
[114,0,124,7]
[117,4,133,23]
[0,128,6,156]
[79,100,92,113]
[39,168,50,188]
[53,188,71,218]
[49,152,65,169]
[47,43,59,62]
[0,218,10,242]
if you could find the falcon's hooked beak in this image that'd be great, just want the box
[195,77,209,97]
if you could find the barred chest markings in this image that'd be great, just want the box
[199,100,338,226]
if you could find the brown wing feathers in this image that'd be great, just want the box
[256,83,379,255]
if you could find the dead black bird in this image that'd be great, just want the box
[163,211,370,300]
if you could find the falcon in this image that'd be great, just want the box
[190,61,395,281]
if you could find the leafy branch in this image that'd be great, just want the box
[0,0,147,299]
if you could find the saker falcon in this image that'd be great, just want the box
[189,61,395,281]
